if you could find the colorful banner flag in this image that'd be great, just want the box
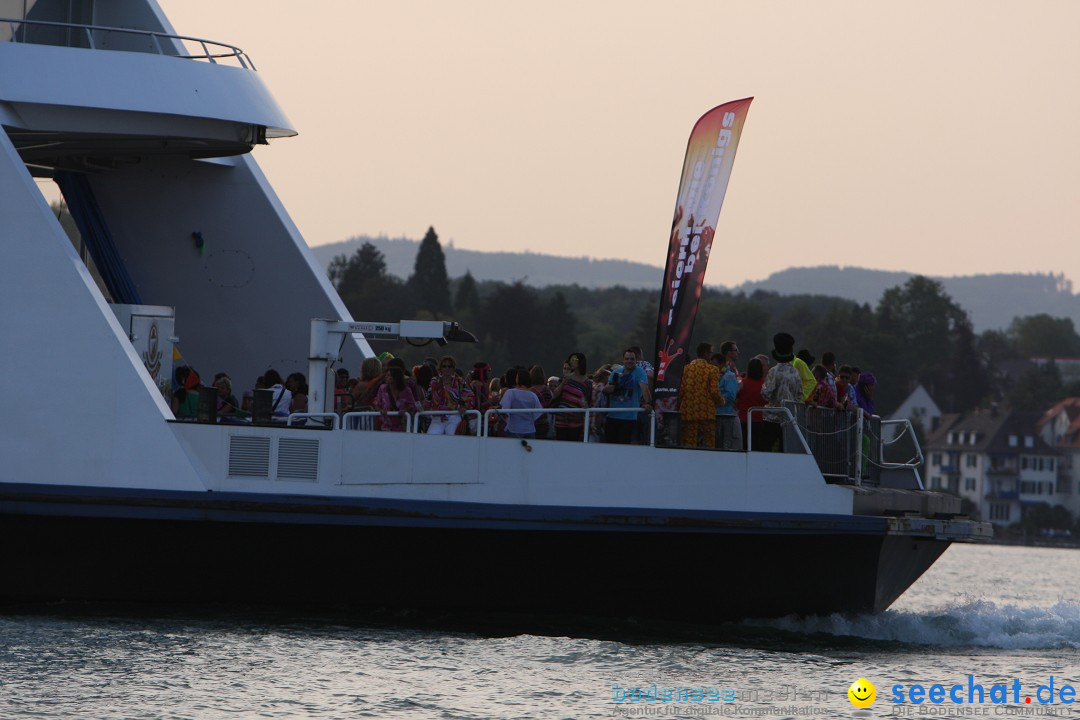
[654,98,753,402]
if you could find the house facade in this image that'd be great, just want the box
[1036,398,1080,518]
[924,409,1061,527]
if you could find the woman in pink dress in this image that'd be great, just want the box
[375,366,418,432]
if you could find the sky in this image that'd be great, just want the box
[150,1,1080,288]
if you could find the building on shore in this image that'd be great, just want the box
[924,408,1063,527]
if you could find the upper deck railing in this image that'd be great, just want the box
[0,17,255,70]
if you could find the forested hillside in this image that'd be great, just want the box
[329,230,1080,416]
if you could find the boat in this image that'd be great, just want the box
[0,2,989,624]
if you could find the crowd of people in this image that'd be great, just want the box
[168,332,878,453]
[673,332,878,453]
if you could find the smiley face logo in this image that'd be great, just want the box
[848,678,876,708]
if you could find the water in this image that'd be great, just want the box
[0,544,1077,719]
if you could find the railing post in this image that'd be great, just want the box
[648,409,656,447]
[855,411,864,486]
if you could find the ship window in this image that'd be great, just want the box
[9,0,94,48]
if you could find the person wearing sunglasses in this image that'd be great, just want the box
[425,355,471,435]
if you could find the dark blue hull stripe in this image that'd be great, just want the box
[0,481,888,535]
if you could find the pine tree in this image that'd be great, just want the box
[408,227,452,317]
[331,242,408,322]
[454,271,480,319]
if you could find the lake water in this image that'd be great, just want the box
[0,543,1076,719]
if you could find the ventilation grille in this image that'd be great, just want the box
[228,436,271,478]
[277,438,320,481]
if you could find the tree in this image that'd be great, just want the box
[408,227,452,317]
[1008,314,1080,357]
[1006,361,1064,411]
[877,276,984,413]
[454,271,480,319]
[478,282,542,370]
[330,242,410,323]
[538,291,578,372]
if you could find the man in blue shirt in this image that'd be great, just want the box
[604,348,651,444]
[713,341,742,451]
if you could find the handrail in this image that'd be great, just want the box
[746,406,813,455]
[342,410,412,433]
[483,407,656,446]
[0,17,256,70]
[411,409,482,434]
[878,418,926,474]
[286,413,340,430]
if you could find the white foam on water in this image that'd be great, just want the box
[750,599,1080,649]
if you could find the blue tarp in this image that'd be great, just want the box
[54,172,142,305]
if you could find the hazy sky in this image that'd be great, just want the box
[153,1,1079,288]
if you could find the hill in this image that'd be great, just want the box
[310,237,1080,333]
[310,236,662,290]
[734,267,1079,333]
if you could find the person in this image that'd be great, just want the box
[375,366,418,431]
[760,333,802,451]
[809,364,839,409]
[590,366,611,443]
[466,363,492,435]
[793,349,817,403]
[262,369,292,421]
[500,368,543,439]
[855,372,877,478]
[737,356,767,451]
[213,374,240,417]
[604,348,651,444]
[713,341,742,451]
[678,342,723,449]
[629,345,655,383]
[848,365,864,410]
[821,351,839,397]
[529,365,554,439]
[629,345,656,443]
[171,365,202,419]
[855,372,876,417]
[286,372,308,415]
[333,368,353,414]
[835,365,854,411]
[426,355,470,435]
[550,352,592,442]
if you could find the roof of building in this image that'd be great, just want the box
[1037,397,1080,448]
[923,407,1058,456]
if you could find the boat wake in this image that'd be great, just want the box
[747,599,1080,649]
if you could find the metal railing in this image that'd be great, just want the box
[286,413,340,430]
[341,410,413,433]
[412,409,482,434]
[879,419,924,469]
[483,407,657,446]
[0,17,255,69]
[746,406,813,456]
